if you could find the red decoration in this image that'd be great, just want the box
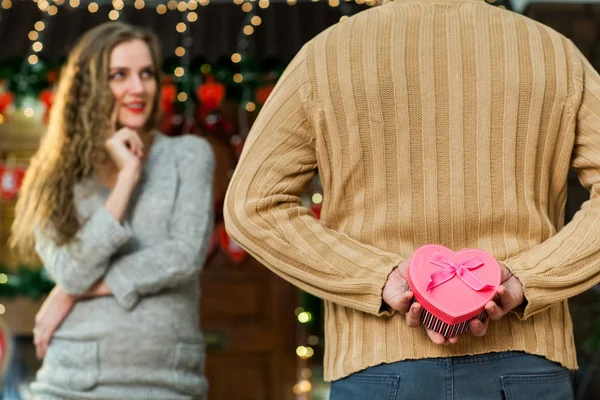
[0,91,13,115]
[0,164,25,200]
[46,67,60,85]
[217,224,248,264]
[39,88,54,109]
[39,88,55,124]
[0,318,12,381]
[256,83,275,106]
[310,202,322,220]
[161,82,177,115]
[196,75,226,112]
[160,81,178,134]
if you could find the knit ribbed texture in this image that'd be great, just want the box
[32,134,213,399]
[224,0,596,381]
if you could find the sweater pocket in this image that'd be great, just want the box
[170,342,207,397]
[38,339,99,391]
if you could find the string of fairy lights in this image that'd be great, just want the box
[0,0,371,138]
[0,0,380,125]
[0,0,507,397]
[6,0,356,121]
[0,1,340,396]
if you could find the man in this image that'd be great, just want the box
[224,0,600,397]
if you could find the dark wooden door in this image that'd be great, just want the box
[200,253,298,400]
[200,131,299,400]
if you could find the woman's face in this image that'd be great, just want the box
[108,39,157,131]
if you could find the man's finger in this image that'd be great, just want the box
[485,300,505,321]
[496,285,507,297]
[394,291,414,314]
[405,302,422,328]
[489,283,514,319]
[426,329,448,345]
[470,317,489,337]
[447,335,459,344]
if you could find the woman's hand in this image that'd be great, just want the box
[105,127,144,175]
[81,280,113,299]
[103,99,145,221]
[33,285,76,360]
[104,96,144,177]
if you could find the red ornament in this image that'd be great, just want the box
[0,91,13,115]
[0,165,25,200]
[39,88,54,109]
[256,83,275,105]
[160,81,178,134]
[196,74,226,112]
[310,202,322,220]
[161,83,177,115]
[47,68,60,85]
[0,318,11,378]
[39,88,55,124]
[217,224,248,264]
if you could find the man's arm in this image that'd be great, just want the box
[505,42,600,319]
[224,45,403,316]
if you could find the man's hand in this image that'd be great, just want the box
[485,263,525,320]
[404,261,524,344]
[405,301,461,345]
[382,260,413,313]
[33,285,76,359]
[383,260,459,344]
[469,262,525,337]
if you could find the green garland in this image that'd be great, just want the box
[0,56,285,108]
[0,264,54,300]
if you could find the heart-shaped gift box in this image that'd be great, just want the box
[407,245,501,337]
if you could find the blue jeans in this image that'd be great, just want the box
[330,352,574,400]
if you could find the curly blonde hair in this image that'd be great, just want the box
[11,21,162,261]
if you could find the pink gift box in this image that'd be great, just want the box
[407,245,501,337]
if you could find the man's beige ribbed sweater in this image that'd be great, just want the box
[224,0,600,381]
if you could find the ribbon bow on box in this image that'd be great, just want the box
[427,253,494,292]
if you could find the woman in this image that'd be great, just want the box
[11,21,214,399]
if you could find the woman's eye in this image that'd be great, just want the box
[109,71,125,80]
[141,69,155,79]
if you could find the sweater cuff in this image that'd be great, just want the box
[104,264,139,311]
[84,206,133,251]
[372,259,405,317]
[502,260,543,320]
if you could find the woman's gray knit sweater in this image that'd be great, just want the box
[31,133,214,400]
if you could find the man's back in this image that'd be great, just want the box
[307,0,575,257]
[226,0,599,381]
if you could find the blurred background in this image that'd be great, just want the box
[0,0,599,399]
